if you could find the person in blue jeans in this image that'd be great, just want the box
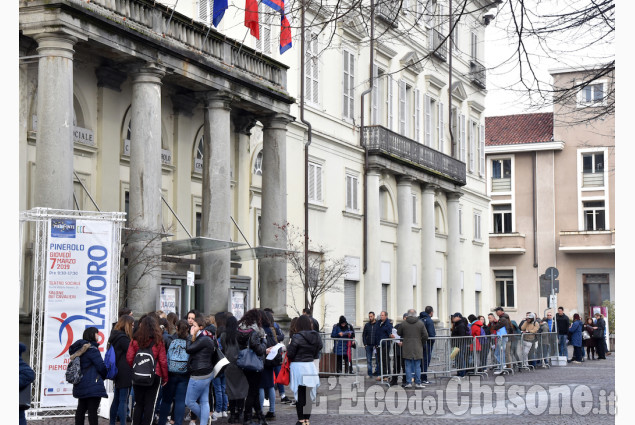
[212,373,229,418]
[185,315,217,425]
[419,306,436,384]
[159,320,190,425]
[555,308,569,357]
[362,312,379,377]
[108,315,134,425]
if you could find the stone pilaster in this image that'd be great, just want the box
[446,191,463,316]
[396,176,414,317]
[126,63,165,315]
[259,114,293,321]
[421,184,438,314]
[201,92,233,314]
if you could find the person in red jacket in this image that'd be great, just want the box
[468,314,485,372]
[127,315,168,425]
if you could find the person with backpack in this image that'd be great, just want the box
[467,315,483,372]
[184,314,217,425]
[69,327,108,425]
[126,315,168,425]
[158,320,190,425]
[221,316,249,424]
[108,315,134,425]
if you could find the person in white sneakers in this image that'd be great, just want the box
[397,309,428,389]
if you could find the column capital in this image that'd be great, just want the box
[31,31,82,60]
[232,112,258,135]
[447,191,463,202]
[422,183,439,194]
[260,113,294,130]
[367,165,383,176]
[397,175,414,185]
[203,90,234,110]
[129,63,166,85]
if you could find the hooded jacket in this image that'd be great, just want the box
[521,319,540,342]
[108,329,133,388]
[236,323,267,358]
[68,339,108,399]
[397,316,428,360]
[287,330,323,363]
[419,312,436,338]
[569,320,583,347]
[331,323,355,356]
[470,320,484,351]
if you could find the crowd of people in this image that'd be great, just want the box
[64,307,323,425]
[361,306,611,386]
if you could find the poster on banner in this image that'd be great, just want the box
[40,218,115,407]
[160,287,177,314]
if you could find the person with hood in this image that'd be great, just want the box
[520,313,540,367]
[362,312,379,378]
[236,309,268,425]
[330,315,355,374]
[70,327,108,425]
[126,315,168,425]
[19,343,35,425]
[568,314,584,363]
[450,313,469,377]
[419,306,435,384]
[397,309,428,388]
[287,315,323,425]
[375,311,394,381]
[467,315,484,372]
[108,315,134,425]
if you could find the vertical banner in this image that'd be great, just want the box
[40,218,115,407]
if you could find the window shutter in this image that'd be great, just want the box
[469,121,475,172]
[349,53,355,119]
[438,102,444,151]
[312,35,319,104]
[346,175,352,209]
[353,176,358,210]
[308,163,315,201]
[372,64,379,124]
[414,89,421,142]
[479,124,485,175]
[399,80,406,135]
[471,32,478,59]
[343,51,350,118]
[424,95,431,146]
[304,34,312,104]
[316,164,322,201]
[460,114,466,162]
[264,12,271,54]
[344,281,357,326]
[198,0,209,24]
[387,76,393,130]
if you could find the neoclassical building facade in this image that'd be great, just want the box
[19,0,496,335]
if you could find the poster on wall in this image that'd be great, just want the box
[160,287,178,315]
[40,218,115,407]
[231,290,246,321]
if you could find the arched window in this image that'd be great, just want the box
[380,187,389,220]
[253,151,263,175]
[194,134,204,174]
[122,109,171,165]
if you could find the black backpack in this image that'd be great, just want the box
[132,343,156,386]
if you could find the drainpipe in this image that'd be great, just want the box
[533,151,538,268]
[448,0,455,158]
[360,0,375,274]
[301,1,312,311]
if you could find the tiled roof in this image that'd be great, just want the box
[485,113,553,146]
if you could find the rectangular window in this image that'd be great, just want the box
[344,280,357,326]
[495,270,515,308]
[198,0,211,23]
[459,205,463,235]
[372,65,379,124]
[412,193,417,224]
[579,82,605,106]
[256,3,271,54]
[469,120,476,172]
[453,21,460,52]
[195,211,202,237]
[414,88,421,142]
[387,76,394,130]
[582,152,605,187]
[305,32,319,105]
[479,124,485,176]
[424,94,432,146]
[438,101,444,151]
[470,31,478,60]
[583,201,605,231]
[492,204,513,234]
[343,50,355,120]
[308,162,323,202]
[473,211,481,241]
[491,158,512,191]
[345,174,359,211]
[460,114,466,162]
[399,80,407,135]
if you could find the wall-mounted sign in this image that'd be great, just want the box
[73,127,95,147]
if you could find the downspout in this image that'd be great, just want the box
[360,0,375,274]
[301,1,312,311]
[533,151,538,268]
[448,0,455,158]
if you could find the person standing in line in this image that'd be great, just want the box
[287,315,323,425]
[220,316,249,424]
[19,343,35,425]
[398,309,428,388]
[491,307,512,374]
[236,309,268,425]
[331,315,355,374]
[520,313,539,368]
[158,320,190,425]
[126,315,168,425]
[568,314,584,363]
[390,313,407,387]
[555,307,570,358]
[592,313,607,359]
[375,311,394,381]
[302,308,320,333]
[259,311,280,421]
[419,307,436,384]
[362,312,379,378]
[183,315,216,425]
[70,327,108,425]
[450,313,469,377]
[584,317,597,360]
[108,315,134,425]
[263,308,290,405]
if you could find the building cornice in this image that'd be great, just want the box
[485,141,564,154]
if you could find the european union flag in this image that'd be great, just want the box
[213,0,228,27]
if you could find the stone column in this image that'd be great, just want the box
[127,64,165,315]
[233,113,257,245]
[421,184,437,313]
[259,114,293,321]
[446,191,463,316]
[201,92,233,314]
[396,176,413,317]
[31,32,78,209]
[364,168,382,314]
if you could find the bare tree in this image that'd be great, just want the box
[274,222,351,318]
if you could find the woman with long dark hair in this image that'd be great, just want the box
[211,312,229,420]
[568,313,584,363]
[108,315,134,425]
[259,311,280,420]
[184,315,216,425]
[126,315,168,425]
[158,320,190,425]
[70,327,108,425]
[584,317,597,360]
[236,309,267,424]
[221,316,248,423]
[287,315,323,425]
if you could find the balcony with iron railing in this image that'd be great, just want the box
[363,125,466,185]
[375,2,399,28]
[470,59,486,89]
[430,29,448,62]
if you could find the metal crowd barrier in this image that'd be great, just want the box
[318,333,361,380]
[374,332,560,385]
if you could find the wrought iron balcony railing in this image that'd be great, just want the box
[470,59,486,89]
[430,29,448,62]
[375,2,400,28]
[363,125,466,185]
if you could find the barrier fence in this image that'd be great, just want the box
[318,333,361,380]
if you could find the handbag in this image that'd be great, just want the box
[211,340,230,378]
[274,353,290,386]
[582,330,590,340]
[236,333,264,372]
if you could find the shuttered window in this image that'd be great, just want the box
[387,76,393,130]
[256,3,272,54]
[414,89,421,142]
[460,114,466,162]
[479,124,485,176]
[308,162,323,202]
[424,94,432,146]
[305,32,319,105]
[344,281,357,326]
[382,284,388,313]
[346,174,358,211]
[198,0,211,24]
[398,80,407,135]
[438,101,444,151]
[372,64,379,124]
[469,120,475,172]
[343,50,355,120]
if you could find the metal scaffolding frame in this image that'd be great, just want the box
[20,208,126,420]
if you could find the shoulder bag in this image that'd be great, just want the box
[236,333,264,372]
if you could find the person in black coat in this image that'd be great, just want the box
[450,313,469,377]
[419,306,436,384]
[19,342,35,425]
[69,327,108,425]
[108,315,134,425]
[236,309,267,425]
[375,311,394,381]
[592,313,607,359]
[221,316,249,423]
